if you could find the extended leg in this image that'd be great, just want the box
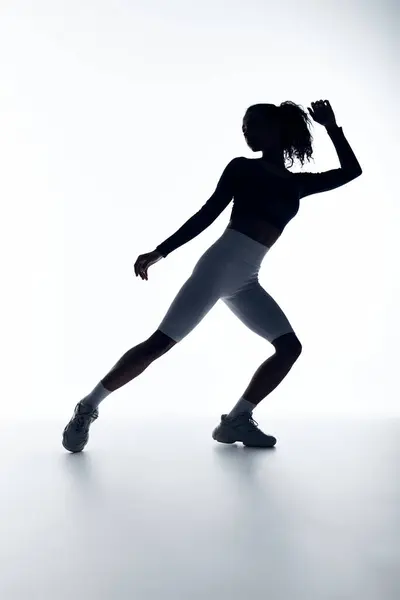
[62,330,177,453]
[62,330,176,453]
[101,329,177,392]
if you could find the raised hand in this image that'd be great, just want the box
[307,100,337,127]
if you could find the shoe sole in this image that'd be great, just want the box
[212,426,237,444]
[62,433,86,453]
[212,434,237,444]
[212,425,277,448]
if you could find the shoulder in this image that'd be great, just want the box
[225,156,247,177]
[227,156,247,167]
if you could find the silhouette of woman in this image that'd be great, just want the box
[63,99,362,452]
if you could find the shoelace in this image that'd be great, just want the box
[247,415,260,432]
[231,412,260,432]
[74,407,95,432]
[74,415,89,432]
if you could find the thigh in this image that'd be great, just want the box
[157,272,221,343]
[222,279,295,344]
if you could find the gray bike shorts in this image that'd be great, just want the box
[157,227,295,344]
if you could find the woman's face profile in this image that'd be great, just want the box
[242,111,281,151]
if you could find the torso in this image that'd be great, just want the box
[227,217,282,248]
[227,158,293,249]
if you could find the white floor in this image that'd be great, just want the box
[1,415,399,600]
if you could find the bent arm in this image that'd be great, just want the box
[155,157,241,258]
[296,125,362,199]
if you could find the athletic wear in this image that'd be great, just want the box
[157,227,295,344]
[226,397,256,419]
[81,381,111,410]
[62,401,99,453]
[156,125,362,259]
[212,413,277,447]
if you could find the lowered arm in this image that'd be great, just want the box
[155,157,241,258]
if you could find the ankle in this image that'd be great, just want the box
[81,381,111,410]
[226,397,256,419]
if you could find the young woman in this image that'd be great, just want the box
[63,99,362,452]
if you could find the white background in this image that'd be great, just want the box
[0,0,398,419]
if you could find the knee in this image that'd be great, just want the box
[272,332,302,359]
[147,329,178,355]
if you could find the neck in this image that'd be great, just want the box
[260,148,285,168]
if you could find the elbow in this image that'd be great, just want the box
[346,167,362,180]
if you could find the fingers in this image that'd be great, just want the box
[309,100,331,118]
[312,99,330,107]
[134,260,148,280]
[137,266,148,280]
[309,99,325,113]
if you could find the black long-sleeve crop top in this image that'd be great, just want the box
[156,125,362,258]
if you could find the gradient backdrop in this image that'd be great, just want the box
[0,0,398,419]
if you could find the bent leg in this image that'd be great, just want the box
[240,333,302,405]
[222,280,302,406]
[222,279,296,344]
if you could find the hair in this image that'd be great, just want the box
[244,101,314,169]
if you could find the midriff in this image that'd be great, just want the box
[227,217,281,249]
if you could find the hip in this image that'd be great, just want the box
[192,226,271,279]
[227,218,282,249]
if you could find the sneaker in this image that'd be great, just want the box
[212,412,277,448]
[62,401,99,453]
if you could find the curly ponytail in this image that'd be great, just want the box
[244,101,314,169]
[278,101,314,168]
